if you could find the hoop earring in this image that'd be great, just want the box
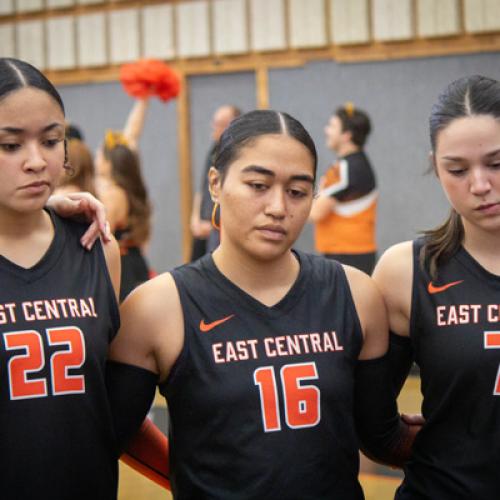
[211,202,220,231]
[63,139,74,176]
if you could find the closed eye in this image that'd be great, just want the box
[0,143,21,153]
[248,182,268,191]
[43,138,63,148]
[447,168,467,176]
[287,188,308,198]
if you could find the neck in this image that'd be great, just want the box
[0,208,49,238]
[462,218,500,275]
[212,243,300,307]
[336,143,360,158]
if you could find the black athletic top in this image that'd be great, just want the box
[0,210,120,500]
[161,251,365,499]
[396,239,500,499]
[114,228,149,302]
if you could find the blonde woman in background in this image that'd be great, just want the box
[95,98,152,301]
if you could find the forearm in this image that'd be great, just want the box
[353,354,417,468]
[106,360,158,451]
[123,98,149,150]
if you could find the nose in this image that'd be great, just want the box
[24,142,47,172]
[264,187,286,219]
[469,167,491,196]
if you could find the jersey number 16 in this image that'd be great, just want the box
[254,362,321,432]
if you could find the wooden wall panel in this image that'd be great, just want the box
[46,15,76,70]
[77,0,103,5]
[0,23,15,58]
[464,0,500,33]
[77,12,107,67]
[372,0,413,41]
[289,0,326,48]
[213,0,248,55]
[0,0,14,16]
[47,0,75,8]
[16,0,43,13]
[176,0,211,58]
[142,4,175,59]
[417,0,460,38]
[250,0,286,51]
[16,19,45,69]
[330,0,370,45]
[109,8,140,64]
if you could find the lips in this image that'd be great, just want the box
[476,202,500,215]
[19,180,50,193]
[256,224,287,240]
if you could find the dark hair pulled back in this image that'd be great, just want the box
[213,109,317,182]
[422,75,500,278]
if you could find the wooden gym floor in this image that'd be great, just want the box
[118,376,422,500]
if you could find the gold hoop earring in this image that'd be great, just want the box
[211,202,220,231]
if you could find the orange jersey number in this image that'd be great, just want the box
[4,327,86,400]
[484,331,500,395]
[254,362,320,432]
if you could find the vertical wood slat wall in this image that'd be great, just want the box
[1,0,499,260]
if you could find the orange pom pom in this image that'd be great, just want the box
[120,60,181,102]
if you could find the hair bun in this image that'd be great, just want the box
[344,101,355,117]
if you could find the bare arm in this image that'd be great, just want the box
[123,98,149,151]
[106,274,184,451]
[102,235,121,301]
[109,273,184,381]
[95,179,129,234]
[309,194,336,223]
[372,241,413,337]
[344,265,389,359]
[345,265,418,467]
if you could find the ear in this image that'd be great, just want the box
[208,166,221,203]
[342,129,353,144]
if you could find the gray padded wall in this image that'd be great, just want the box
[58,82,179,273]
[269,53,500,256]
[58,52,500,272]
[189,72,257,193]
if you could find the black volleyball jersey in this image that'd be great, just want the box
[0,210,120,500]
[396,239,500,500]
[161,251,365,500]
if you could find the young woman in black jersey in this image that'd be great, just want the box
[0,57,122,499]
[373,75,500,499]
[108,109,418,499]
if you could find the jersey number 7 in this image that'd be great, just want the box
[254,362,321,432]
[484,331,500,396]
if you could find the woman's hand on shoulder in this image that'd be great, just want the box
[46,192,111,249]
[372,241,413,337]
[109,273,184,382]
[344,266,388,360]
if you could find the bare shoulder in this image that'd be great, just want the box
[110,272,184,381]
[372,241,414,336]
[343,265,388,359]
[374,241,413,278]
[101,234,121,300]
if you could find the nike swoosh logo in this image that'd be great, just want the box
[427,280,464,294]
[199,315,235,332]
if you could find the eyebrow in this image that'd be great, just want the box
[441,148,500,162]
[0,123,64,134]
[241,165,314,183]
